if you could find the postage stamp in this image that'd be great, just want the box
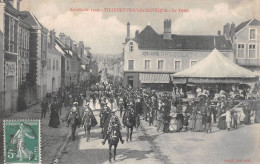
[4,120,41,164]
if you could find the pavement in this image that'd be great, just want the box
[1,105,259,164]
[0,103,71,164]
[59,110,260,164]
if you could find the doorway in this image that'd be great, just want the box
[127,76,133,88]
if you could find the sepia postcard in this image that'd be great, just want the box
[0,0,259,163]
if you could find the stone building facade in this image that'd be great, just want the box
[46,30,62,93]
[123,20,234,90]
[0,0,20,113]
[230,19,260,78]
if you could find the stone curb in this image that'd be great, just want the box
[53,131,71,164]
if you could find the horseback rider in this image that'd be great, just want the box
[123,101,135,126]
[66,103,81,141]
[81,101,97,142]
[66,102,81,127]
[102,108,124,145]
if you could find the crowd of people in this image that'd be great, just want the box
[40,79,260,142]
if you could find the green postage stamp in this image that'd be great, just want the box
[4,120,41,163]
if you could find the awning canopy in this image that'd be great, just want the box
[171,49,259,84]
[140,73,170,83]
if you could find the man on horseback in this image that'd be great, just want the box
[81,101,97,142]
[102,108,124,145]
[66,104,81,141]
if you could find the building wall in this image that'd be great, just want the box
[234,24,260,66]
[124,40,233,73]
[0,2,5,112]
[3,11,19,113]
[46,49,61,93]
[18,25,30,86]
[64,57,79,86]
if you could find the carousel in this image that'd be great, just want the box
[167,49,260,131]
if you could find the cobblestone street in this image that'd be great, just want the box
[58,109,260,164]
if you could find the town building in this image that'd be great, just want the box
[46,30,62,93]
[123,20,233,89]
[20,10,48,101]
[0,0,21,112]
[228,19,260,78]
[56,33,81,89]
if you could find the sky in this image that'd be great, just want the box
[20,0,259,54]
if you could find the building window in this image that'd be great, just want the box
[237,44,245,59]
[249,44,256,59]
[175,61,181,70]
[158,60,164,70]
[56,60,59,71]
[129,42,134,52]
[47,59,51,70]
[145,60,151,69]
[128,60,134,70]
[190,60,197,67]
[53,59,55,70]
[249,29,256,40]
[67,60,70,71]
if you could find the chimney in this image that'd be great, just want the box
[65,36,72,48]
[7,0,21,10]
[230,22,235,41]
[49,30,56,49]
[223,23,230,38]
[135,30,139,38]
[78,41,84,58]
[59,33,66,44]
[125,22,130,43]
[72,41,78,52]
[163,19,172,40]
[217,30,221,35]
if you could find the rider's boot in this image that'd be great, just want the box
[102,134,107,145]
[87,131,90,142]
[118,130,124,144]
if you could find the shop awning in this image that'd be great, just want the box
[140,73,170,83]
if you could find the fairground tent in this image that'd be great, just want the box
[170,49,259,84]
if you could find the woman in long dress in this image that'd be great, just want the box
[226,110,232,131]
[189,111,196,131]
[195,111,204,132]
[48,98,60,128]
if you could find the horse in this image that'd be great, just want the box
[123,107,136,142]
[135,114,140,130]
[100,108,110,138]
[107,124,120,162]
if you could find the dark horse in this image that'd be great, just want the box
[107,124,120,162]
[123,107,136,142]
[100,108,110,138]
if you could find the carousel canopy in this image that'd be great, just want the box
[171,49,259,84]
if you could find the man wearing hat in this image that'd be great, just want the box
[81,101,97,142]
[66,105,81,141]
[102,107,124,145]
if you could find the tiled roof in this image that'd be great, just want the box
[132,25,232,51]
[20,11,45,29]
[235,19,260,33]
[235,19,251,33]
[249,19,260,26]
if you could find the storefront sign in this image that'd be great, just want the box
[5,62,16,76]
[143,51,179,58]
